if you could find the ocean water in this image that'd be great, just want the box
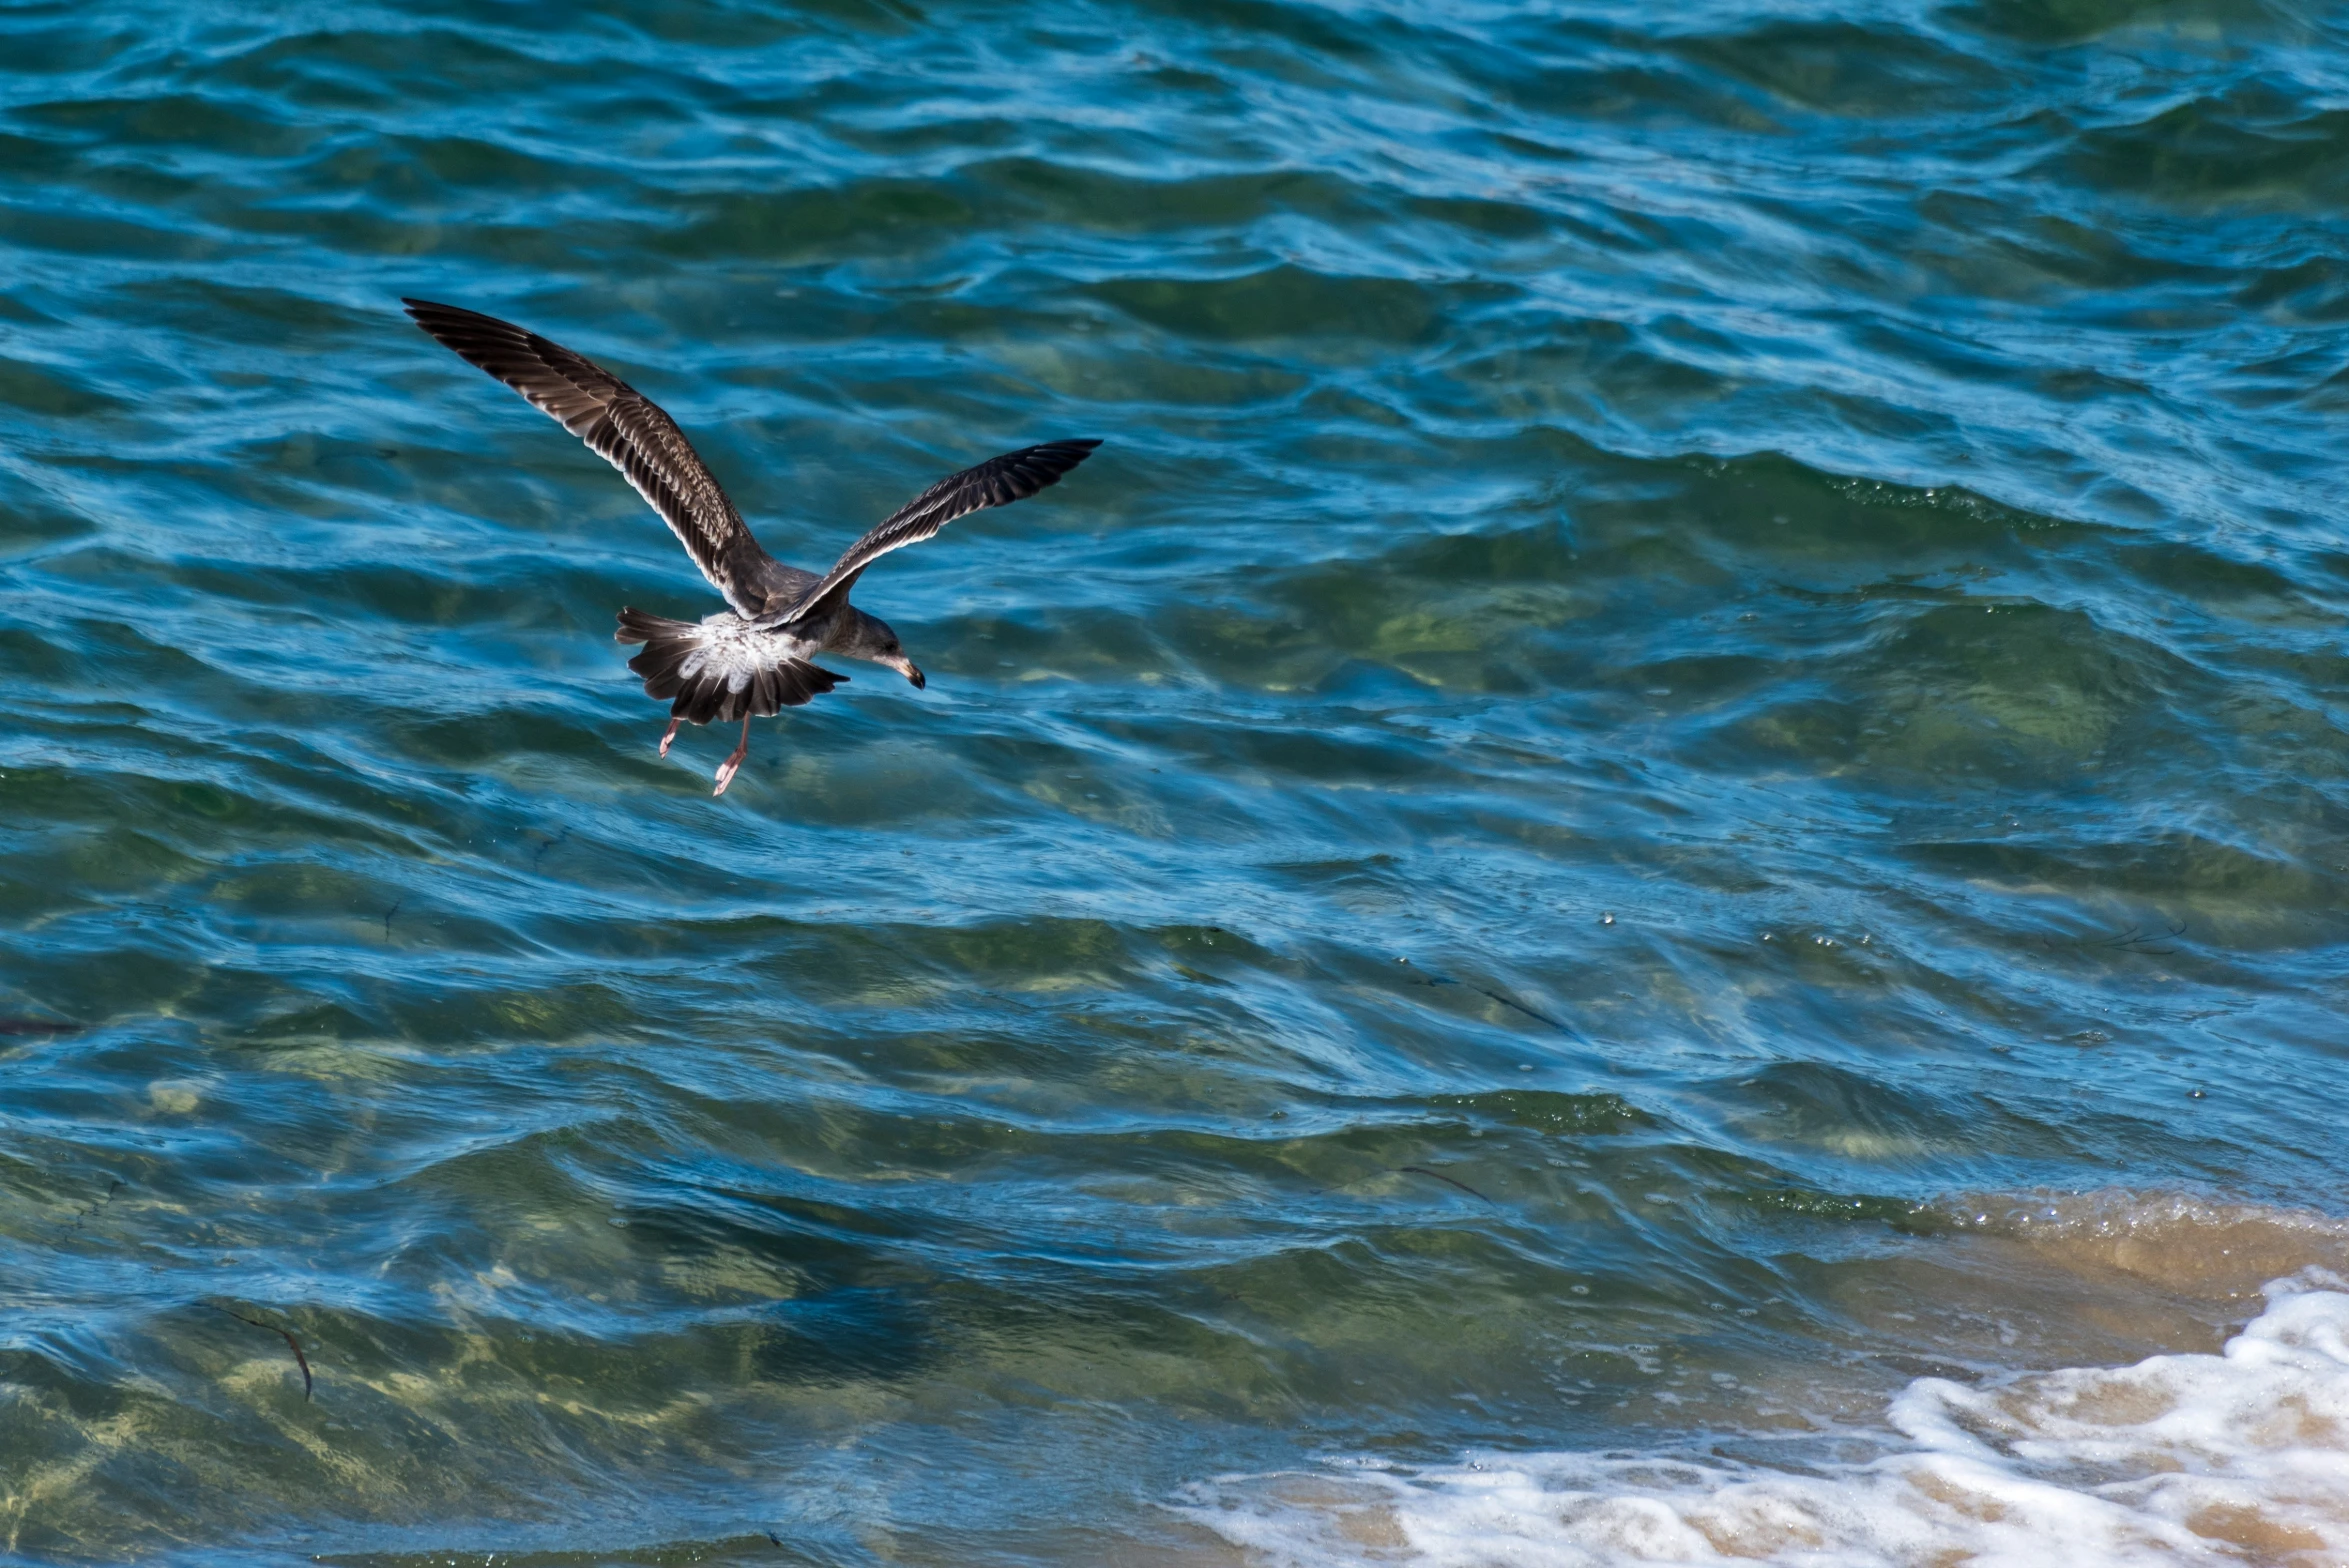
[3,0,2348,1563]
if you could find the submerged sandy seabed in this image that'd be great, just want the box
[1183,1192,2349,1567]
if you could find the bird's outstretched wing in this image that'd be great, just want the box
[761,439,1101,629]
[404,299,779,617]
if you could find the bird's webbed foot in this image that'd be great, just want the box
[712,717,750,797]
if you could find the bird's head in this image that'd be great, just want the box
[848,611,924,689]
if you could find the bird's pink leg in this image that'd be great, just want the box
[712,717,750,796]
[658,717,681,758]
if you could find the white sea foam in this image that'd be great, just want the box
[1185,1271,2349,1566]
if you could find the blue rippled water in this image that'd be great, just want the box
[5,1,2349,1563]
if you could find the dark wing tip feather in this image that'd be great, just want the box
[767,437,1105,628]
[916,436,1102,530]
[402,297,517,327]
[401,297,611,408]
[406,300,776,616]
[982,438,1101,503]
[402,297,531,353]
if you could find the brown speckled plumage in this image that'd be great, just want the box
[403,298,1101,794]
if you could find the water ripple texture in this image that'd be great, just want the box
[2,0,2348,1563]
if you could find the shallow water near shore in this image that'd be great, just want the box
[4,1,2349,1563]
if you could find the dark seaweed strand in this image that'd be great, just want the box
[209,1305,314,1400]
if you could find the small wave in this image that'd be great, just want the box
[1187,1266,2349,1565]
[1931,1189,2349,1301]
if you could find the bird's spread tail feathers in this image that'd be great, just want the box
[615,608,845,724]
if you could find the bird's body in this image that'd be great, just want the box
[402,298,1099,794]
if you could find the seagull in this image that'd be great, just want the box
[403,299,1100,795]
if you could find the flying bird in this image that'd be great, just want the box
[403,299,1100,795]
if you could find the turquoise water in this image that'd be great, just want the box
[4,0,2349,1562]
